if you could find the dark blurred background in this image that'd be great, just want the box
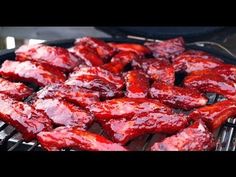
[1,27,236,55]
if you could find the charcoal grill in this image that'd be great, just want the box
[0,36,236,151]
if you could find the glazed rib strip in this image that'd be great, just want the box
[149,81,208,110]
[36,83,100,108]
[101,51,139,74]
[101,111,188,145]
[132,58,175,85]
[150,120,216,151]
[0,93,52,141]
[188,100,236,131]
[33,98,94,128]
[0,60,66,87]
[72,66,124,90]
[184,73,236,101]
[172,50,223,73]
[37,127,127,151]
[65,74,123,99]
[0,77,33,100]
[144,37,185,59]
[16,44,79,72]
[124,70,149,98]
[108,43,151,56]
[75,37,115,61]
[88,98,172,121]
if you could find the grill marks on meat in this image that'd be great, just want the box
[36,84,100,108]
[150,81,208,110]
[124,70,149,98]
[33,98,94,128]
[132,58,175,85]
[102,111,188,145]
[0,93,52,141]
[37,126,127,151]
[188,100,236,131]
[15,44,80,72]
[0,77,33,100]
[145,37,185,59]
[0,60,66,87]
[88,98,172,121]
[150,120,216,151]
[173,50,223,73]
[184,73,236,101]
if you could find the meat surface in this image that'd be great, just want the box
[88,98,172,121]
[72,66,124,90]
[15,44,79,72]
[149,81,208,110]
[36,83,100,108]
[75,37,115,61]
[173,50,223,73]
[102,111,188,145]
[0,60,66,87]
[33,98,94,128]
[0,93,52,141]
[150,120,216,151]
[0,77,33,100]
[108,43,151,56]
[189,64,236,82]
[188,100,236,131]
[184,73,236,100]
[144,37,185,59]
[124,70,149,98]
[37,127,127,151]
[132,58,175,85]
[102,51,139,74]
[72,44,104,66]
[65,74,123,99]
[66,66,124,99]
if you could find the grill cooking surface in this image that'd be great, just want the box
[0,37,236,151]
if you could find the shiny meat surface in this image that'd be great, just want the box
[102,51,139,74]
[151,120,216,151]
[124,70,149,98]
[33,98,94,128]
[16,44,79,72]
[102,111,188,144]
[88,98,172,121]
[0,60,66,87]
[108,43,151,56]
[37,127,127,151]
[145,37,185,59]
[0,93,52,141]
[0,77,33,100]
[132,58,175,85]
[149,81,208,110]
[188,100,236,131]
[75,37,115,61]
[36,83,100,108]
[173,50,223,73]
[184,73,236,100]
